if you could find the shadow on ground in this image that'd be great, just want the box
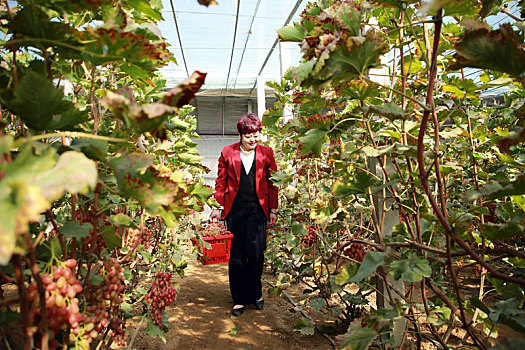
[129,259,334,350]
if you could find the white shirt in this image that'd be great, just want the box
[240,146,255,174]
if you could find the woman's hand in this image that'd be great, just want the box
[269,212,277,225]
[209,209,221,223]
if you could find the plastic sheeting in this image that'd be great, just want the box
[158,0,307,91]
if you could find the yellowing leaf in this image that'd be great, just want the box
[0,149,97,265]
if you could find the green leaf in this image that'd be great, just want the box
[443,79,480,99]
[69,139,108,162]
[124,0,163,21]
[293,317,316,335]
[487,276,523,300]
[449,24,525,82]
[8,5,77,43]
[189,183,214,202]
[227,327,238,335]
[339,322,377,350]
[292,222,308,235]
[331,30,389,76]
[120,302,134,317]
[365,103,409,120]
[6,72,88,131]
[101,227,122,250]
[101,91,176,138]
[370,0,419,8]
[109,152,189,223]
[144,318,167,342]
[309,298,326,312]
[335,263,359,286]
[350,250,388,283]
[473,176,525,200]
[390,252,432,282]
[287,60,316,85]
[82,26,171,66]
[298,129,327,156]
[481,222,524,240]
[480,0,502,18]
[277,23,304,42]
[332,169,377,197]
[61,221,93,238]
[342,80,380,101]
[110,213,133,227]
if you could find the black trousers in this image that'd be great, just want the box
[225,204,267,306]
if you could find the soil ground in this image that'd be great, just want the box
[129,259,335,350]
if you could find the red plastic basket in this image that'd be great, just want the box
[190,234,234,265]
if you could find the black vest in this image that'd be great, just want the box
[234,155,258,207]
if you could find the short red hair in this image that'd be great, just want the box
[237,113,262,135]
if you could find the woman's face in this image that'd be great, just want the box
[240,131,260,151]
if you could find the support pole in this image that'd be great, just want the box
[369,158,405,348]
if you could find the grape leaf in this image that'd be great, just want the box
[277,23,305,42]
[337,322,377,350]
[293,317,316,335]
[0,149,97,265]
[162,71,207,108]
[6,71,88,131]
[298,129,327,156]
[350,250,388,283]
[144,318,167,342]
[449,24,525,82]
[109,152,189,224]
[61,221,93,238]
[389,252,432,282]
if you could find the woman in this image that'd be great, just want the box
[209,113,278,316]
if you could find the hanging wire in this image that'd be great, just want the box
[225,0,242,90]
[230,0,263,90]
[250,0,304,95]
[169,0,190,78]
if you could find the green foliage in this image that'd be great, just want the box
[389,252,432,282]
[0,148,97,264]
[0,0,214,348]
[338,322,377,350]
[265,1,525,349]
[5,71,88,131]
[450,24,525,83]
[293,317,316,335]
[350,251,388,283]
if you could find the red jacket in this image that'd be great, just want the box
[214,142,278,220]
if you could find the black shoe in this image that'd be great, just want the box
[232,306,244,316]
[255,299,264,310]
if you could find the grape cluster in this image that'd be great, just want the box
[145,272,177,326]
[200,223,229,237]
[27,259,84,343]
[302,225,316,247]
[82,261,127,346]
[344,243,365,262]
[124,227,153,249]
[75,209,110,254]
[473,264,483,277]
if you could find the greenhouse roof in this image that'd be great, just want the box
[158,0,308,93]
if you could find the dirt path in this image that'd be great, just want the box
[131,259,334,350]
